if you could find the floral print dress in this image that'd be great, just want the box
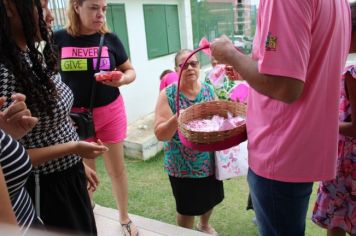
[163,82,215,178]
[312,65,356,234]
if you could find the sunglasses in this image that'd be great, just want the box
[179,61,200,70]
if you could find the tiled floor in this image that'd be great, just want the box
[94,204,209,236]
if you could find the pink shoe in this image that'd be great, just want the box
[196,223,219,236]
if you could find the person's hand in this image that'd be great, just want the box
[210,35,237,65]
[83,162,99,192]
[225,65,241,81]
[0,93,38,140]
[100,71,126,87]
[75,139,108,159]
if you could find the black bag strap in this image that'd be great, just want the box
[89,34,105,112]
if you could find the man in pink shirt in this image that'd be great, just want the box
[211,0,351,235]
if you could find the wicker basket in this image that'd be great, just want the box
[178,100,247,144]
[176,45,247,151]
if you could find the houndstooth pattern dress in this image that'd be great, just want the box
[0,53,81,174]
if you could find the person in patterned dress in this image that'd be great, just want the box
[312,3,356,236]
[0,0,108,235]
[154,49,223,236]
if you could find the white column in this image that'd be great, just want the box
[179,0,194,49]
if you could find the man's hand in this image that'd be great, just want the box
[225,65,241,81]
[210,35,237,65]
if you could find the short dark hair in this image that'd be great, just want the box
[159,69,173,80]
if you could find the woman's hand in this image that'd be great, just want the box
[0,93,38,140]
[100,71,126,87]
[75,139,108,159]
[100,60,136,88]
[83,162,99,192]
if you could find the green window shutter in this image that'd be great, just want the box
[144,5,169,59]
[106,6,114,31]
[106,4,130,57]
[165,5,181,53]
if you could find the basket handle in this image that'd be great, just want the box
[176,44,210,117]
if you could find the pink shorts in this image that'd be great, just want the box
[72,95,127,143]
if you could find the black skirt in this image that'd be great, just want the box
[169,175,224,216]
[26,161,97,235]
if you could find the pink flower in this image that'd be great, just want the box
[199,37,211,56]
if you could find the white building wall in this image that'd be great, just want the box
[107,0,193,123]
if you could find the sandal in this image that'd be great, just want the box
[196,223,219,236]
[121,220,139,236]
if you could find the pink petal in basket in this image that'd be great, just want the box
[230,83,249,103]
[199,37,211,57]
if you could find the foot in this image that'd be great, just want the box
[196,223,219,236]
[121,220,139,236]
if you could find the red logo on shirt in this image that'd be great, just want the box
[265,32,277,51]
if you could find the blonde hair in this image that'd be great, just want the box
[65,0,110,36]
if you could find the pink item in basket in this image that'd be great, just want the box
[185,115,245,132]
[220,118,236,131]
[231,116,245,126]
[229,83,249,102]
[185,119,214,132]
[186,116,221,132]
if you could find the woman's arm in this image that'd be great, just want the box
[154,90,178,141]
[340,72,356,137]
[27,141,108,166]
[0,167,18,227]
[116,59,136,86]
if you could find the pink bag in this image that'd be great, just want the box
[215,141,248,180]
[229,83,249,103]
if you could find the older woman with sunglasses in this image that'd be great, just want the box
[154,49,224,236]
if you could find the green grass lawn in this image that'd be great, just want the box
[93,153,325,236]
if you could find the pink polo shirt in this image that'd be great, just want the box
[247,0,351,182]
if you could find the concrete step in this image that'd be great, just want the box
[124,112,163,160]
[94,204,210,236]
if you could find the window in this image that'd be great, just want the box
[106,4,130,56]
[190,1,234,65]
[238,25,244,35]
[143,5,181,59]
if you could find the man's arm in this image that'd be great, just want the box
[211,36,304,104]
